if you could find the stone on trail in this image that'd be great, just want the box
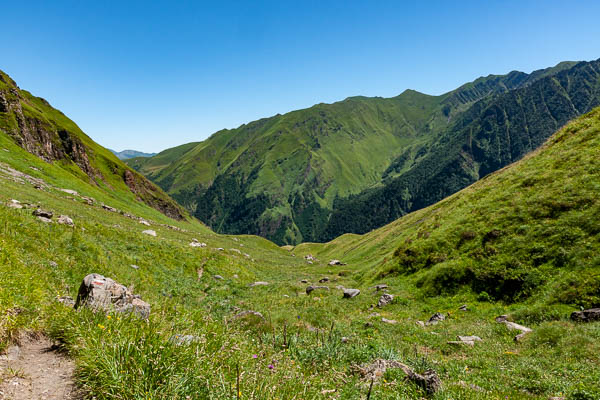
[342,288,360,298]
[306,285,329,295]
[570,308,600,322]
[74,273,151,319]
[426,312,446,326]
[249,281,269,287]
[57,215,74,226]
[142,229,157,237]
[377,293,394,308]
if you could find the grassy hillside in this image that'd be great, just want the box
[0,70,186,220]
[1,98,599,398]
[130,60,597,245]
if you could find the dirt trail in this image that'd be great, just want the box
[0,335,79,399]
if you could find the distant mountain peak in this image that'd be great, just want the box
[110,149,157,160]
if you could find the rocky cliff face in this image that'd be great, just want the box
[0,70,186,221]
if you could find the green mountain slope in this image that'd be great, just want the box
[0,70,186,220]
[299,106,600,306]
[322,59,600,240]
[130,60,595,245]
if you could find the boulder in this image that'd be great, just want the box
[426,312,446,326]
[304,254,315,261]
[377,294,394,308]
[74,273,150,319]
[306,285,329,295]
[343,288,360,298]
[570,308,600,322]
[142,230,157,237]
[57,215,74,226]
[32,208,53,219]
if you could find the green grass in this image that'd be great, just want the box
[1,105,600,399]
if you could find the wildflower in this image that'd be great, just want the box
[106,315,111,319]
[252,354,258,359]
[268,364,274,369]
[98,324,105,330]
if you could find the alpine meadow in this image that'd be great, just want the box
[1,2,600,400]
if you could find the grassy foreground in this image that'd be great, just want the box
[1,109,600,399]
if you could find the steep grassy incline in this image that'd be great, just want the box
[299,107,600,307]
[322,59,600,240]
[0,70,186,220]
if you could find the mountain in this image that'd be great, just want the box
[300,105,600,306]
[110,149,157,160]
[128,60,598,245]
[0,70,186,220]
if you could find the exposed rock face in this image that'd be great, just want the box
[571,308,600,322]
[377,293,394,308]
[342,288,360,298]
[123,169,185,220]
[74,273,150,319]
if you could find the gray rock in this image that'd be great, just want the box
[496,316,532,341]
[57,215,74,226]
[459,304,468,311]
[377,294,394,308]
[139,219,151,226]
[306,285,329,295]
[381,317,397,324]
[102,204,117,212]
[318,277,330,283]
[60,189,79,196]
[74,273,150,319]
[190,239,207,247]
[448,335,482,346]
[0,345,20,361]
[416,321,425,327]
[131,264,140,270]
[426,312,445,326]
[7,199,22,209]
[32,208,53,219]
[37,216,53,223]
[571,308,600,322]
[249,281,269,287]
[57,296,75,307]
[375,284,388,291]
[343,288,360,298]
[142,229,157,237]
[49,261,58,268]
[300,279,309,284]
[214,275,224,280]
[329,259,346,266]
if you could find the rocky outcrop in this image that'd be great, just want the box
[74,273,150,319]
[570,308,600,322]
[377,293,394,308]
[342,288,360,298]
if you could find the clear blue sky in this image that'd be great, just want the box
[3,1,600,152]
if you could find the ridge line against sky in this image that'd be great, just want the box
[3,0,600,153]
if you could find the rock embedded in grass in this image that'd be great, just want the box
[169,334,199,346]
[306,285,329,295]
[426,312,445,326]
[57,215,74,226]
[377,293,394,308]
[249,281,269,287]
[318,277,329,283]
[214,275,224,280]
[142,229,157,237]
[570,308,600,322]
[328,259,346,266]
[32,208,53,219]
[448,335,482,346]
[374,284,388,291]
[74,273,151,319]
[7,199,22,209]
[342,288,360,298]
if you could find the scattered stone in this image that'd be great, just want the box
[375,284,388,291]
[368,312,380,318]
[354,359,441,394]
[32,208,53,219]
[300,279,309,284]
[448,335,482,346]
[230,248,242,254]
[233,274,239,279]
[328,259,346,266]
[49,261,58,268]
[130,264,140,270]
[216,247,224,251]
[459,304,468,311]
[214,275,224,280]
[321,389,336,395]
[82,196,95,205]
[142,229,157,237]
[37,216,52,223]
[570,308,600,322]
[335,285,345,290]
[343,288,360,298]
[283,294,289,298]
[416,321,425,327]
[306,285,329,295]
[377,293,394,308]
[56,296,75,307]
[74,273,151,319]
[169,334,199,346]
[60,189,79,196]
[57,215,74,226]
[249,281,269,287]
[7,199,23,209]
[304,254,315,261]
[102,204,117,212]
[189,239,207,247]
[318,277,330,283]
[381,317,397,324]
[139,219,151,226]
[341,337,349,343]
[426,312,446,326]
[0,345,20,361]
[496,316,532,341]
